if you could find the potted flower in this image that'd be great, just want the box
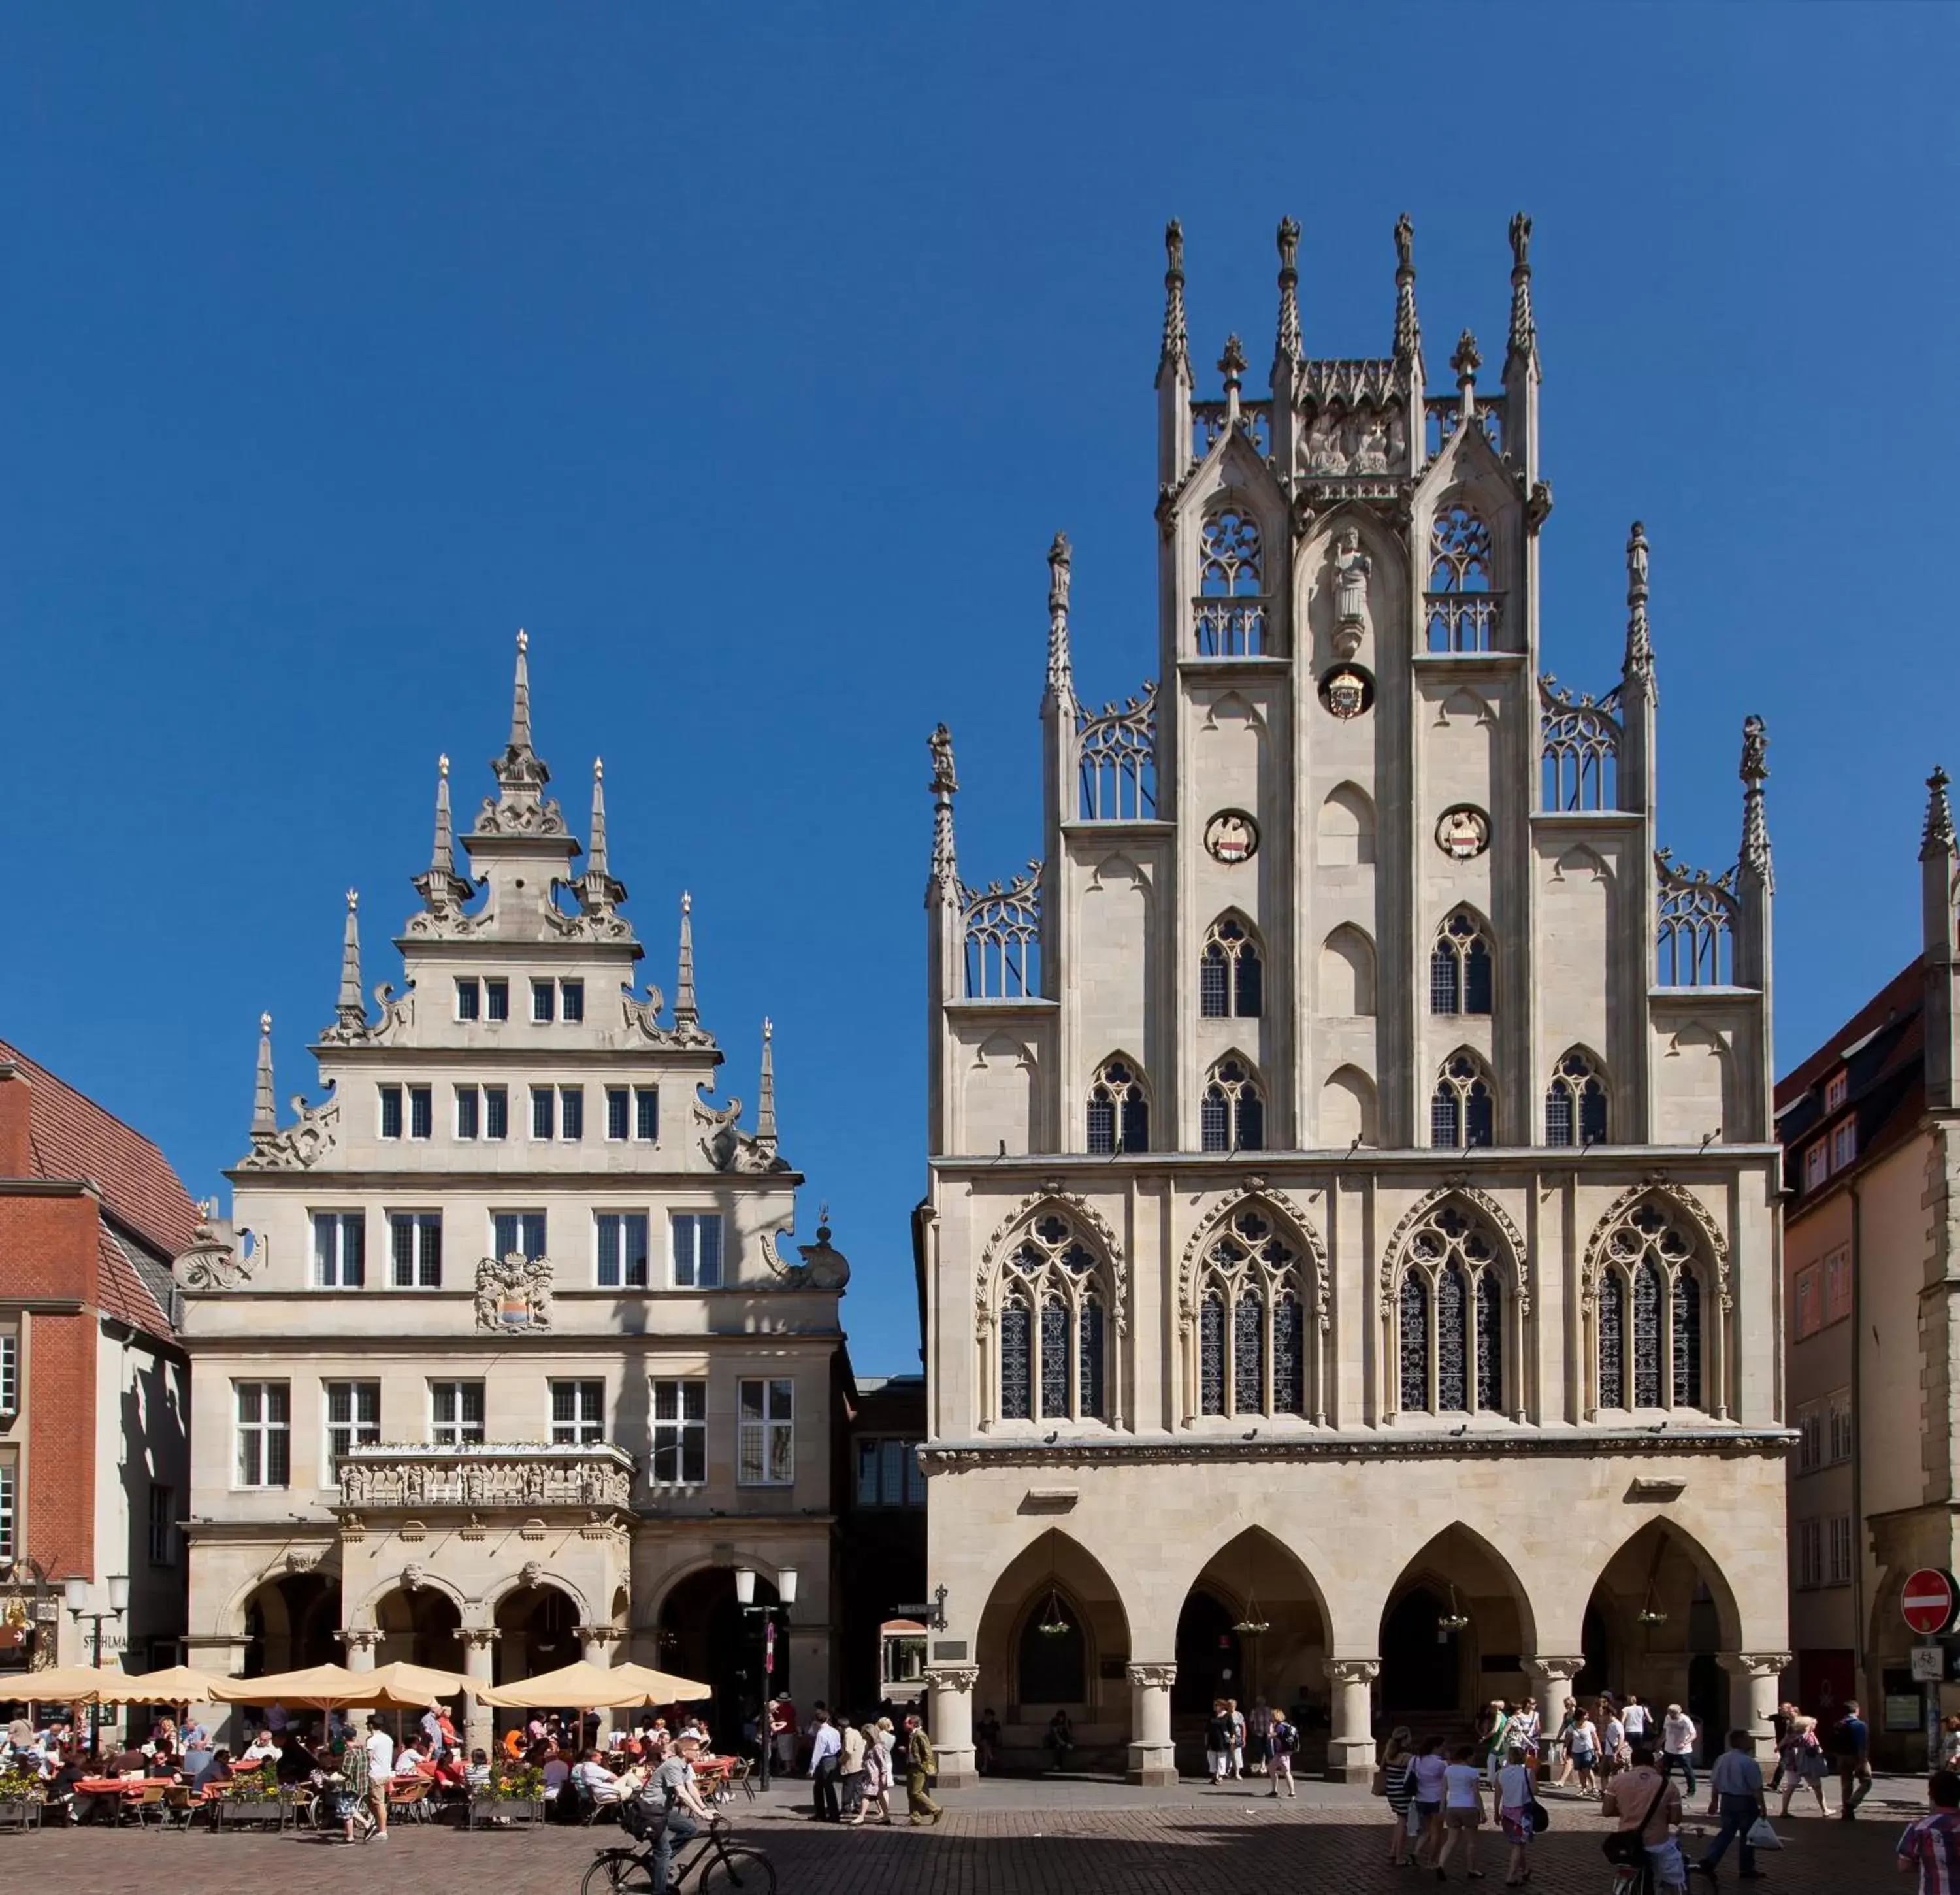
[472,1756,546,1827]
[0,1759,44,1831]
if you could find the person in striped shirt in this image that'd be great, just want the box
[1897,1770,1960,1892]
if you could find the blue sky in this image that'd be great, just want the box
[3,3,1955,1377]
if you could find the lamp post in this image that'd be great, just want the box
[63,1573,129,1750]
[734,1565,797,1791]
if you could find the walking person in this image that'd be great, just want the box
[1045,1709,1075,1772]
[1776,1713,1830,1818]
[838,1717,867,1821]
[1550,1698,1578,1788]
[647,1734,713,1894]
[1765,1702,1794,1795]
[1691,1728,1767,1882]
[1205,1700,1236,1787]
[1247,1695,1273,1777]
[1660,1704,1699,1798]
[1412,1735,1450,1868]
[1622,1694,1651,1749]
[1568,1705,1601,1796]
[1601,1703,1627,1785]
[808,1710,841,1822]
[1602,1741,1686,1895]
[1497,1743,1535,1887]
[1833,1698,1872,1819]
[1436,1743,1486,1882]
[1228,1698,1247,1779]
[1897,1768,1960,1894]
[904,1713,943,1826]
[849,1721,894,1826]
[362,1716,393,1843]
[1382,1727,1415,1861]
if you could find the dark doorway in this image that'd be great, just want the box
[1575,1601,1610,1699]
[378,1586,463,1674]
[494,1585,579,1685]
[660,1568,782,1745]
[1687,1653,1723,1763]
[242,1574,336,1677]
[1173,1590,1243,1717]
[1017,1598,1085,1706]
[1380,1587,1462,1717]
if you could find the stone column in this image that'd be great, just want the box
[1125,1662,1178,1786]
[1526,1655,1587,1775]
[1719,1651,1791,1762]
[461,1628,499,1756]
[185,1635,253,1747]
[924,1665,979,1788]
[1324,1657,1380,1783]
[340,1627,381,1672]
[578,1624,625,1667]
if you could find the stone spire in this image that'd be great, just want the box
[575,758,629,917]
[1739,715,1773,891]
[1622,521,1656,700]
[251,1012,276,1140]
[674,892,698,1030]
[1156,220,1189,387]
[335,891,366,1032]
[487,629,553,814]
[756,1017,777,1148]
[1450,329,1481,397]
[1923,766,1956,862]
[1044,533,1075,714]
[1274,217,1302,370]
[1392,213,1422,366]
[510,627,532,753]
[1505,212,1537,370]
[1218,333,1247,422]
[414,755,474,914]
[927,723,960,901]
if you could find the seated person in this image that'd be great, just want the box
[192,1746,233,1792]
[501,1725,527,1763]
[465,1748,492,1790]
[111,1743,152,1777]
[393,1739,429,1779]
[239,1728,283,1768]
[430,1747,468,1790]
[540,1749,572,1796]
[570,1749,623,1804]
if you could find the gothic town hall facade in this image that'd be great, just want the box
[915,218,1789,1783]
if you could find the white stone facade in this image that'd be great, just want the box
[176,640,846,1746]
[918,219,1790,1783]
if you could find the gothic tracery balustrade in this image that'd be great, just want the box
[1654,851,1737,987]
[962,865,1043,999]
[1190,400,1271,461]
[1194,504,1269,655]
[1426,503,1502,653]
[1077,685,1158,821]
[1423,395,1505,460]
[1539,676,1622,811]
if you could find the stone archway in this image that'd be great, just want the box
[375,1583,464,1675]
[494,1582,580,1686]
[1377,1524,1537,1732]
[240,1572,338,1677]
[657,1567,774,1750]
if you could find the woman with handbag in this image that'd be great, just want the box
[1567,1707,1601,1796]
[1549,1698,1578,1788]
[1380,1726,1415,1866]
[1496,1743,1536,1886]
[1776,1713,1830,1819]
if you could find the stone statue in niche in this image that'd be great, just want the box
[1331,529,1373,657]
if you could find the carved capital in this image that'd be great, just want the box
[1718,1651,1793,1679]
[1126,1661,1178,1690]
[1323,1657,1381,1686]
[924,1665,981,1693]
[459,1627,501,1650]
[576,1624,626,1647]
[1526,1655,1589,1685]
[337,1627,382,1653]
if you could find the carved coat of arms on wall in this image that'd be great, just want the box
[475,1251,553,1331]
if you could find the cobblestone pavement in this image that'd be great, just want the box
[0,1782,1912,1893]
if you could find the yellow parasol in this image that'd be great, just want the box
[364,1660,468,1705]
[95,1664,240,1704]
[16,1662,129,1704]
[472,1658,710,1710]
[207,1663,439,1711]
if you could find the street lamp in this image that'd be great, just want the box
[63,1573,129,1749]
[735,1566,797,1791]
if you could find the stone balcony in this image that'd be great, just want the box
[336,1442,634,1512]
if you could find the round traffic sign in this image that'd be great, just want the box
[1902,1569,1957,1636]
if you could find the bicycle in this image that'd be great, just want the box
[581,1815,776,1895]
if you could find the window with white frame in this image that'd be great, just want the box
[596,1212,650,1289]
[1828,1392,1854,1464]
[455,976,481,1021]
[311,1211,366,1287]
[531,1086,555,1140]
[532,978,555,1023]
[389,1212,442,1288]
[1795,1404,1823,1472]
[147,1481,174,1566]
[485,978,510,1022]
[549,1379,605,1445]
[235,1381,291,1487]
[671,1213,723,1289]
[606,1087,660,1142]
[1795,1517,1822,1589]
[1827,1514,1854,1585]
[1803,1141,1827,1190]
[606,1088,630,1141]
[1824,1071,1848,1112]
[379,1085,403,1139]
[1823,1245,1852,1323]
[409,1085,433,1140]
[0,1455,16,1564]
[1793,1263,1821,1340]
[738,1377,794,1485]
[0,1329,16,1415]
[429,1379,485,1445]
[455,1085,480,1140]
[650,1379,707,1484]
[636,1087,659,1142]
[485,1085,508,1140]
[855,1437,925,1508]
[323,1379,380,1475]
[561,980,584,1023]
[559,1086,584,1141]
[493,1211,547,1260]
[1831,1119,1856,1172]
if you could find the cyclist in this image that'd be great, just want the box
[645,1732,715,1891]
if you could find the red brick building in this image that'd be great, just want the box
[0,1044,197,1680]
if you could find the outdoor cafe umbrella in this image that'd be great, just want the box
[94,1664,239,1704]
[364,1660,468,1706]
[472,1658,710,1710]
[16,1662,129,1704]
[207,1662,440,1711]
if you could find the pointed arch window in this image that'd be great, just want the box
[1593,1198,1713,1415]
[1431,912,1493,1017]
[1190,1205,1316,1423]
[1086,1057,1149,1155]
[1392,1202,1512,1417]
[1426,504,1498,653]
[994,1211,1114,1426]
[1201,1057,1266,1153]
[1196,505,1267,656]
[1545,1049,1609,1147]
[1200,916,1263,1019]
[1431,1053,1495,1150]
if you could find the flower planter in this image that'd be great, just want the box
[466,1794,545,1830]
[0,1796,42,1832]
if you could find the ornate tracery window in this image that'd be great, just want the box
[1390,1202,1514,1417]
[1196,504,1267,655]
[1545,1049,1608,1147]
[1200,915,1264,1019]
[1431,1051,1495,1149]
[993,1211,1113,1425]
[1431,911,1493,1016]
[1591,1198,1711,1413]
[1426,503,1498,653]
[1200,1057,1265,1153]
[1190,1205,1317,1423]
[1086,1056,1149,1155]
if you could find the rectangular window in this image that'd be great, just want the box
[455,1086,480,1140]
[485,978,510,1022]
[1803,1141,1827,1190]
[651,1379,708,1484]
[378,1085,403,1140]
[235,1381,291,1487]
[0,1330,16,1414]
[549,1379,605,1445]
[636,1088,659,1142]
[1794,1263,1821,1340]
[531,1086,555,1140]
[0,1457,14,1566]
[738,1377,794,1486]
[485,1085,508,1140]
[492,1211,547,1260]
[561,980,585,1023]
[1825,1072,1848,1112]
[596,1213,650,1289]
[312,1211,366,1288]
[1797,1406,1823,1472]
[1795,1518,1822,1590]
[147,1482,175,1565]
[606,1088,630,1142]
[855,1438,924,1508]
[1823,1245,1852,1324]
[1827,1514,1855,1585]
[1829,1392,1854,1464]
[409,1085,433,1140]
[323,1379,380,1474]
[1831,1120,1857,1172]
[532,979,555,1024]
[389,1212,443,1288]
[429,1379,485,1446]
[455,978,480,1021]
[560,1087,584,1141]
[671,1213,724,1289]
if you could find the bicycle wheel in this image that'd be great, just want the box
[582,1851,657,1895]
[694,1843,777,1894]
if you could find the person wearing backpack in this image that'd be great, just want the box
[640,1732,713,1892]
[1832,1700,1871,1820]
[1601,1741,1685,1894]
[1266,1709,1299,1802]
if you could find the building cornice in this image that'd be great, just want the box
[928,1147,1783,1177]
[221,1164,805,1191]
[0,1178,97,1200]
